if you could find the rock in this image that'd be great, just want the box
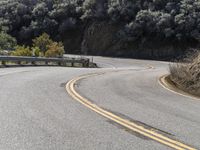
[81,21,123,56]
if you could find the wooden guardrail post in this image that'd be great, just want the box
[1,61,6,66]
[58,61,62,66]
[17,61,21,65]
[71,58,75,67]
[31,61,36,65]
[83,59,89,67]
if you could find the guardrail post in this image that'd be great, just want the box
[1,61,6,66]
[83,59,89,67]
[71,58,75,67]
[58,61,62,66]
[17,61,21,65]
[31,61,36,65]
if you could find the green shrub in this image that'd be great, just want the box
[11,45,32,56]
[33,33,64,57]
[45,42,64,58]
[31,46,41,57]
[0,50,10,55]
[0,31,17,51]
[10,33,64,58]
[32,33,53,55]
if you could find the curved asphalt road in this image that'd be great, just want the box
[0,56,200,150]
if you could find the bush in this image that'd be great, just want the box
[45,42,64,58]
[10,33,64,57]
[169,51,200,96]
[0,50,10,56]
[11,45,32,56]
[33,33,64,57]
[0,31,17,51]
[32,33,53,54]
[31,46,41,57]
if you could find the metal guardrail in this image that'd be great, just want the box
[0,56,90,67]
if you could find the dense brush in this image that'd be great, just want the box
[169,51,200,96]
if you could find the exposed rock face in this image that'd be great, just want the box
[132,46,184,59]
[62,29,83,54]
[63,21,186,59]
[129,40,186,59]
[81,21,124,56]
[80,21,185,59]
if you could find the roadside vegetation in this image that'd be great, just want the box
[0,0,200,58]
[0,32,64,57]
[0,31,17,55]
[169,51,200,96]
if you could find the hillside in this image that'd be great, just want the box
[0,0,200,59]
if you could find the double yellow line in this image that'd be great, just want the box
[66,72,196,150]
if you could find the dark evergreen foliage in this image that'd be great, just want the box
[0,0,200,56]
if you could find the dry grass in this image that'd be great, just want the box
[169,51,200,96]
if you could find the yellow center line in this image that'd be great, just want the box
[66,70,196,150]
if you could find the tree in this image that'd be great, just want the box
[32,2,49,18]
[1,0,200,58]
[81,0,107,20]
[107,0,140,22]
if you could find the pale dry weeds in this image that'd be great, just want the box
[169,52,200,96]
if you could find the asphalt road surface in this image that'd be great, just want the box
[0,56,199,150]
